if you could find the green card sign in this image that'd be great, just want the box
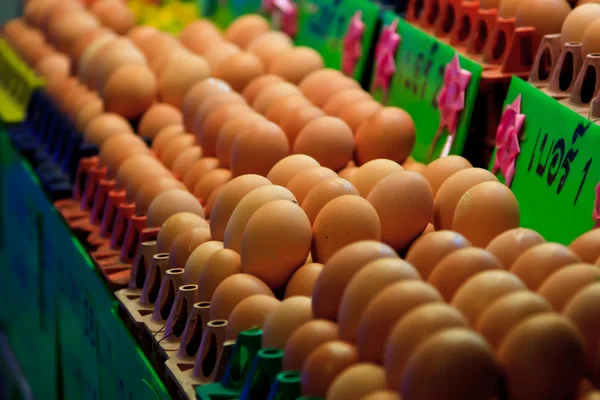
[489,77,599,244]
[371,13,482,163]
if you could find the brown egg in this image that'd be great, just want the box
[452,270,527,325]
[327,363,386,400]
[510,243,581,290]
[224,185,296,252]
[203,42,241,71]
[286,167,337,206]
[140,33,181,63]
[476,291,553,349]
[193,92,247,136]
[102,64,156,119]
[339,165,359,180]
[401,328,499,400]
[561,3,600,47]
[498,314,586,400]
[323,89,372,117]
[384,303,469,389]
[299,69,345,96]
[428,248,503,301]
[196,103,250,157]
[369,171,433,250]
[92,39,147,92]
[116,154,168,192]
[230,120,289,177]
[172,146,202,178]
[283,320,339,371]
[91,1,134,34]
[99,134,149,178]
[302,178,358,225]
[182,241,224,284]
[305,76,361,107]
[498,0,523,17]
[78,35,114,85]
[265,95,312,125]
[262,296,313,349]
[267,155,320,187]
[581,391,600,400]
[159,134,195,169]
[125,167,175,205]
[420,155,473,197]
[253,82,303,114]
[349,159,403,198]
[452,181,521,247]
[169,228,212,270]
[280,106,326,147]
[146,189,205,227]
[36,52,70,79]
[182,78,232,132]
[205,186,223,218]
[225,294,280,341]
[582,18,600,56]
[216,112,265,168]
[516,0,571,43]
[210,273,274,320]
[284,263,323,298]
[209,175,272,241]
[339,100,383,133]
[355,107,416,165]
[312,195,381,263]
[293,117,354,171]
[75,97,105,132]
[570,229,600,263]
[486,228,546,269]
[311,240,397,320]
[158,52,211,109]
[357,281,442,363]
[183,158,220,191]
[150,47,190,76]
[301,340,359,397]
[155,212,209,254]
[179,20,222,55]
[193,168,232,205]
[47,10,99,53]
[135,177,186,216]
[242,74,284,104]
[138,103,183,140]
[361,391,401,400]
[247,30,293,66]
[224,14,270,49]
[241,200,311,290]
[213,52,265,92]
[127,26,158,47]
[538,264,600,311]
[83,113,132,147]
[405,231,471,279]
[196,249,242,301]
[268,47,325,84]
[339,258,421,342]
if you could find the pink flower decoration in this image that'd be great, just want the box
[264,0,298,38]
[593,183,600,224]
[436,54,472,157]
[342,11,365,77]
[492,94,525,187]
[373,18,400,95]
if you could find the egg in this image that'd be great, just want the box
[299,69,345,96]
[510,243,581,290]
[182,158,219,192]
[560,3,600,46]
[476,291,553,349]
[196,248,242,301]
[302,178,359,225]
[268,47,325,84]
[284,263,323,298]
[140,33,181,64]
[78,35,114,85]
[196,103,250,157]
[283,320,339,371]
[36,52,71,79]
[168,228,212,270]
[205,186,224,218]
[138,103,183,140]
[216,112,265,168]
[262,296,313,349]
[225,295,280,341]
[582,19,600,56]
[516,0,571,43]
[127,26,159,48]
[210,273,274,320]
[539,264,600,311]
[357,281,443,363]
[116,154,168,193]
[361,391,401,400]
[99,134,150,178]
[230,120,289,177]
[203,42,242,71]
[452,270,527,325]
[193,92,247,134]
[323,89,372,117]
[420,155,473,197]
[224,185,296,252]
[91,1,134,34]
[405,230,472,279]
[102,64,156,119]
[193,169,232,205]
[286,167,337,206]
[172,147,203,178]
[209,175,272,241]
[349,159,403,198]
[224,14,270,49]
[253,82,303,114]
[75,97,105,131]
[301,341,359,397]
[267,155,320,187]
[280,106,326,148]
[92,39,147,92]
[570,229,600,263]
[151,47,190,77]
[159,134,195,169]
[242,74,284,104]
[265,96,312,125]
[152,125,185,158]
[384,303,469,390]
[47,10,99,53]
[498,314,586,400]
[401,328,499,400]
[304,75,361,107]
[135,178,187,216]
[83,113,132,147]
[213,52,265,92]
[338,258,421,342]
[146,189,205,227]
[155,212,209,254]
[247,31,293,66]
[158,52,211,109]
[179,20,222,55]
[182,78,232,132]
[338,165,359,180]
[182,241,224,284]
[241,200,312,290]
[486,228,546,269]
[339,100,383,133]
[327,363,386,400]
[428,248,503,301]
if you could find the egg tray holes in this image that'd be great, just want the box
[427,1,440,26]
[458,15,471,43]
[159,279,176,321]
[537,46,553,82]
[559,51,574,92]
[413,0,425,19]
[474,22,488,54]
[184,307,208,358]
[442,4,456,35]
[580,64,598,105]
[172,295,189,338]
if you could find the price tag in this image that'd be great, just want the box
[489,77,600,244]
[371,13,482,163]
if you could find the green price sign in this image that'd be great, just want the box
[371,13,482,163]
[489,77,600,244]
